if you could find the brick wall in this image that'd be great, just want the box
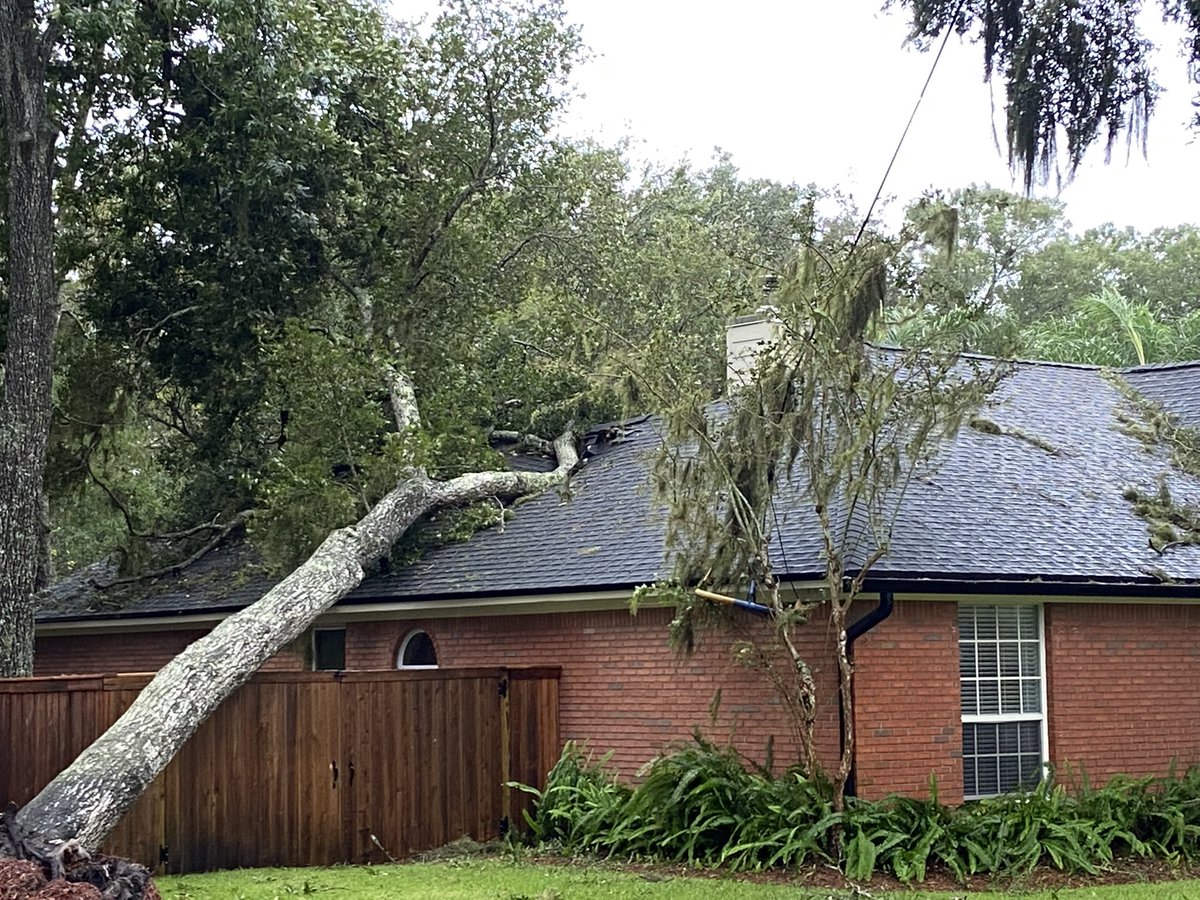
[346,606,842,777]
[852,599,1200,802]
[852,600,963,803]
[1046,602,1200,784]
[35,629,307,675]
[34,598,1200,800]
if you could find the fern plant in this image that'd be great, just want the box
[517,740,1200,883]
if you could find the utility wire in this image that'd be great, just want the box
[770,488,799,607]
[849,1,967,258]
[768,4,965,601]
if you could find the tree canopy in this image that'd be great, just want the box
[894,0,1200,189]
[884,185,1200,364]
[4,0,824,592]
[5,0,1200,879]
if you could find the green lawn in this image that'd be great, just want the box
[155,857,1200,899]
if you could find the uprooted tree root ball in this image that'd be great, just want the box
[0,854,159,900]
[2,806,159,900]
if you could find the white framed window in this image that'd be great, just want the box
[958,604,1048,799]
[397,630,438,669]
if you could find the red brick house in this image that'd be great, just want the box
[34,357,1200,806]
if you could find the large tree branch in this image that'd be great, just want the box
[135,305,201,345]
[96,512,253,589]
[16,420,578,850]
[384,364,420,431]
[489,429,554,455]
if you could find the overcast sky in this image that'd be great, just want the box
[399,0,1200,233]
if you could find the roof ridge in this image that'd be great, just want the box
[866,342,1105,371]
[1121,360,1200,373]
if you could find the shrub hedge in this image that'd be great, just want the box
[514,737,1200,882]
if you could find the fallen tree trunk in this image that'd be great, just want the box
[12,430,579,852]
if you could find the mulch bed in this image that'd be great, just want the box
[0,854,159,900]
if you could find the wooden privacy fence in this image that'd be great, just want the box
[0,667,560,873]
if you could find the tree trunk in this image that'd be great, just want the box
[0,1,59,678]
[13,432,578,851]
[830,597,854,813]
[777,617,819,775]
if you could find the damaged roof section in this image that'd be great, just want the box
[351,358,1200,599]
[347,415,668,601]
[38,418,665,621]
[37,543,276,622]
[38,359,1200,623]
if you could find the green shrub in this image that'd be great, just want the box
[518,740,1200,883]
[512,741,633,852]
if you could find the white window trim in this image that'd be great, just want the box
[396,629,438,670]
[960,603,1050,800]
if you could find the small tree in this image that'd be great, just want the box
[653,236,1003,811]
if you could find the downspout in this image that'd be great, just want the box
[841,591,894,797]
[846,591,895,646]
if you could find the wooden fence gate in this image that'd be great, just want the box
[0,667,560,872]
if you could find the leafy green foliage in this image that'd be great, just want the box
[893,1,1200,189]
[1023,290,1200,367]
[37,0,829,582]
[651,228,1004,792]
[1014,223,1200,322]
[36,0,595,574]
[502,152,822,415]
[515,741,634,851]
[248,323,423,569]
[886,189,1200,365]
[518,738,837,872]
[1108,371,1200,552]
[521,741,1200,882]
[895,186,1066,325]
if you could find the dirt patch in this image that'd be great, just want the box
[2,805,158,900]
[0,856,159,900]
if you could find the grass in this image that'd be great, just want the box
[155,857,1200,899]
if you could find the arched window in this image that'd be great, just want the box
[397,630,438,669]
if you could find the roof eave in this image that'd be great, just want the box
[859,572,1200,599]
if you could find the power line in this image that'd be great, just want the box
[849,0,967,257]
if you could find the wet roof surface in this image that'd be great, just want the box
[41,360,1200,622]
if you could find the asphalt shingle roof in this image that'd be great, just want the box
[350,359,1200,599]
[868,361,1200,584]
[1123,362,1200,427]
[37,544,275,621]
[39,357,1200,622]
